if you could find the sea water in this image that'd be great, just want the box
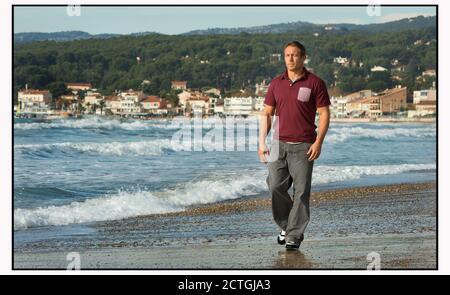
[13,116,436,232]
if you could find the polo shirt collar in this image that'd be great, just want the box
[282,67,309,81]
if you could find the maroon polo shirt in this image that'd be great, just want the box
[264,68,331,143]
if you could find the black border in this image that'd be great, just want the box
[11,3,439,272]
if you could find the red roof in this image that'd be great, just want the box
[19,89,50,95]
[65,83,92,87]
[171,80,187,86]
[416,100,436,106]
[141,96,162,103]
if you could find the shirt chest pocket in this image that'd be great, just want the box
[297,87,312,102]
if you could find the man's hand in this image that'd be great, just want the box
[306,141,322,161]
[259,104,274,164]
[258,144,270,164]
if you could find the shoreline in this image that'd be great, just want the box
[123,181,436,219]
[14,181,437,269]
[14,114,436,124]
[330,117,435,123]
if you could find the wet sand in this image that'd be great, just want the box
[14,182,436,269]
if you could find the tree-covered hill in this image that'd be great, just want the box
[13,17,436,104]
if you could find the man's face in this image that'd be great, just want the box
[284,46,306,72]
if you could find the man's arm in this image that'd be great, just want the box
[307,105,330,161]
[258,104,275,163]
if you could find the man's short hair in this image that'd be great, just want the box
[284,41,306,57]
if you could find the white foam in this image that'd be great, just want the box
[14,163,435,229]
[14,116,177,131]
[327,125,436,143]
[14,190,183,230]
[312,163,436,185]
[14,171,266,229]
[14,133,260,156]
[14,116,264,131]
[14,139,188,156]
[15,118,435,146]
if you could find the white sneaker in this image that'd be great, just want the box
[277,230,286,245]
[285,235,304,250]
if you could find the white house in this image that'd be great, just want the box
[330,96,350,118]
[83,91,103,113]
[214,100,224,115]
[177,90,191,109]
[224,97,253,116]
[119,90,145,103]
[84,92,103,105]
[118,100,142,115]
[371,65,388,72]
[186,97,211,117]
[140,96,173,115]
[422,69,436,78]
[171,80,188,90]
[104,95,121,114]
[203,87,221,97]
[333,56,349,65]
[18,89,52,113]
[413,89,436,104]
[408,101,436,118]
[65,82,92,94]
[57,94,78,111]
[116,90,145,115]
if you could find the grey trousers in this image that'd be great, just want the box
[266,140,314,241]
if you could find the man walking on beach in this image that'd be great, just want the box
[258,41,330,250]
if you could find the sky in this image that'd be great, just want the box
[13,6,436,35]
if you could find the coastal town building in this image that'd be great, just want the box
[185,95,211,117]
[117,99,142,116]
[171,80,188,90]
[408,100,436,118]
[18,89,52,113]
[413,89,436,104]
[413,101,436,116]
[346,87,407,118]
[202,87,221,97]
[330,96,350,118]
[119,90,146,102]
[333,56,350,66]
[177,90,192,109]
[103,95,121,114]
[422,69,436,78]
[65,83,92,94]
[214,100,224,116]
[378,87,408,114]
[140,96,174,115]
[56,94,78,111]
[113,90,146,116]
[339,90,373,117]
[371,65,388,72]
[177,90,213,116]
[83,91,103,113]
[224,97,253,116]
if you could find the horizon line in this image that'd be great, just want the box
[14,13,436,35]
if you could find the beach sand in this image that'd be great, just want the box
[14,182,436,270]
